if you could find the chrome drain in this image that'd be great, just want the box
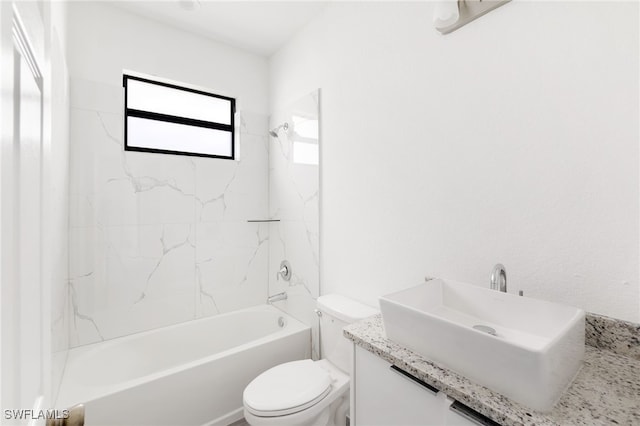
[472,325,497,336]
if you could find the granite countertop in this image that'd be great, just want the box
[344,314,640,426]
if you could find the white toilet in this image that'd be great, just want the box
[243,294,377,426]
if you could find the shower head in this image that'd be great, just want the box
[269,122,289,137]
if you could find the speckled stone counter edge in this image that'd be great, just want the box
[343,315,556,426]
[344,314,640,426]
[585,313,640,360]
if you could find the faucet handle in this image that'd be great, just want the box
[278,260,292,281]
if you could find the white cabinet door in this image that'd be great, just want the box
[354,346,447,426]
[445,408,483,426]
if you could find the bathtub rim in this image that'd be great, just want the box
[56,304,310,409]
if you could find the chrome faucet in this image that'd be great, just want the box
[267,292,287,304]
[490,264,507,293]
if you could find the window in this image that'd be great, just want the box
[123,74,235,159]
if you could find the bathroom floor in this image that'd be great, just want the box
[228,418,250,426]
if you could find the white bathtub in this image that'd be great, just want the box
[56,305,311,426]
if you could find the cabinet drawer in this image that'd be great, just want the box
[354,347,446,425]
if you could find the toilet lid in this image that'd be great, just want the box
[243,359,332,417]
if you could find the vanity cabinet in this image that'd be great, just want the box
[354,346,446,425]
[353,346,499,426]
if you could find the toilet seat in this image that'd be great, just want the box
[243,359,332,417]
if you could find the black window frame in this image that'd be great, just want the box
[123,74,236,160]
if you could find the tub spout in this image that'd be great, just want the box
[267,292,287,304]
[490,263,507,293]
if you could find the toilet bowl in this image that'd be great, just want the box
[243,359,349,426]
[242,294,377,426]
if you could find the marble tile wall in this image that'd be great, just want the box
[50,26,71,404]
[268,90,321,359]
[68,78,269,347]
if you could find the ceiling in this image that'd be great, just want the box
[112,1,328,57]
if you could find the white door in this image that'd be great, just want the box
[1,2,47,424]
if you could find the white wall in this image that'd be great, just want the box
[66,2,270,346]
[0,0,70,411]
[67,2,268,115]
[269,1,640,322]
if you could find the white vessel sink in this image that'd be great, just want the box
[379,279,585,412]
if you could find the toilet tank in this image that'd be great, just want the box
[317,294,378,373]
